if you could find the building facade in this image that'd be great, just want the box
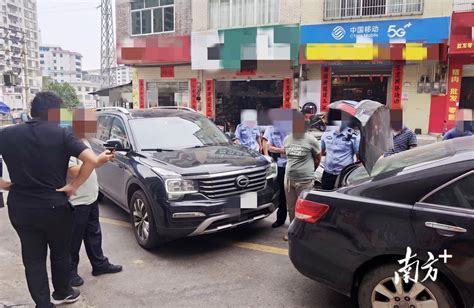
[116,0,193,110]
[39,45,83,83]
[117,0,470,134]
[71,81,101,109]
[300,0,453,134]
[115,65,131,85]
[0,0,41,110]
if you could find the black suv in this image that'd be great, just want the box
[91,107,278,249]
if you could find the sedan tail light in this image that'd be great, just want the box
[295,198,329,223]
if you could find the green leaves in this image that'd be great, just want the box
[44,79,81,109]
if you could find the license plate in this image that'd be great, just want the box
[240,192,258,209]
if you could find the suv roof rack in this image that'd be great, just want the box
[95,107,130,114]
[151,106,197,112]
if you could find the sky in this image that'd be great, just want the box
[37,0,114,70]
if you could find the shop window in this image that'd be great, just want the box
[324,0,423,19]
[209,0,279,29]
[146,81,190,108]
[131,0,174,35]
[460,77,474,110]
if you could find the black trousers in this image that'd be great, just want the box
[275,166,288,223]
[70,200,108,276]
[8,203,74,308]
[321,171,339,190]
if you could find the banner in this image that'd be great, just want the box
[446,64,463,126]
[283,78,292,109]
[131,68,139,109]
[320,67,331,113]
[190,78,198,111]
[138,79,145,109]
[449,12,474,55]
[391,62,404,110]
[205,80,214,118]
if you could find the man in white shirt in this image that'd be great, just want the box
[68,110,122,287]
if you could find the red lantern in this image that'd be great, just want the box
[336,75,341,82]
[369,75,373,81]
[348,75,352,82]
[380,74,384,82]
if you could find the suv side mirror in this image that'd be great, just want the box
[104,139,128,152]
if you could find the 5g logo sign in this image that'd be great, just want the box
[387,22,412,39]
[387,25,406,38]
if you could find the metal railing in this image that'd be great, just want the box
[324,0,424,20]
[151,106,197,112]
[453,0,474,11]
[95,107,130,114]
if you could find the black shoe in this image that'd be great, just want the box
[272,221,285,228]
[71,274,84,287]
[92,263,123,276]
[52,288,80,305]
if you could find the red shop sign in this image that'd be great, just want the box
[320,67,331,113]
[205,80,214,118]
[390,62,404,110]
[190,78,198,111]
[160,66,175,78]
[283,78,292,109]
[449,11,474,55]
[138,79,145,109]
[446,64,463,127]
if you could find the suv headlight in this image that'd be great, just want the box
[165,179,199,200]
[266,162,278,180]
[152,167,199,200]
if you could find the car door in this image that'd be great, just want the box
[91,115,113,195]
[100,116,131,207]
[411,170,474,299]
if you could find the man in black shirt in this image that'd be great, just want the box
[0,92,114,308]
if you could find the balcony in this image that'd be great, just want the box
[324,0,424,20]
[453,0,474,11]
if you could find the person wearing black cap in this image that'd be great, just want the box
[0,91,115,308]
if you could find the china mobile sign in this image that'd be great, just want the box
[301,17,450,44]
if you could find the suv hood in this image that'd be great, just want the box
[328,100,393,174]
[140,144,269,175]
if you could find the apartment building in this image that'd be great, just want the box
[0,0,41,110]
[115,65,132,85]
[39,45,83,83]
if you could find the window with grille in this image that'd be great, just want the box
[130,0,174,36]
[324,0,423,19]
[209,0,279,29]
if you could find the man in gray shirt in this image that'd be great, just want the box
[283,111,321,240]
[68,109,122,287]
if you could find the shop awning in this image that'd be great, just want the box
[90,82,132,97]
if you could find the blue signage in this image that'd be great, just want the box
[300,17,450,44]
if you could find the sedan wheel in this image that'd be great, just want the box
[358,264,456,308]
[372,277,438,308]
[132,198,150,242]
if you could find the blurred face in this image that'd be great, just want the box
[293,115,306,134]
[73,109,97,139]
[241,109,258,128]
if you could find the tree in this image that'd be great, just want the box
[44,80,80,109]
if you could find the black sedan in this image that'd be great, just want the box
[289,136,474,308]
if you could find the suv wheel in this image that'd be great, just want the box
[358,263,456,308]
[130,190,160,249]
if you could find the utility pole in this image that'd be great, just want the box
[100,0,116,88]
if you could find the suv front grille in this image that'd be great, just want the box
[197,167,268,199]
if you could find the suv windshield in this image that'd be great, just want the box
[346,137,473,185]
[129,115,230,150]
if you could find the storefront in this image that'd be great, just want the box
[442,11,474,132]
[117,35,198,110]
[300,17,450,133]
[191,24,300,123]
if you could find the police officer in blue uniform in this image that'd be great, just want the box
[320,122,360,190]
